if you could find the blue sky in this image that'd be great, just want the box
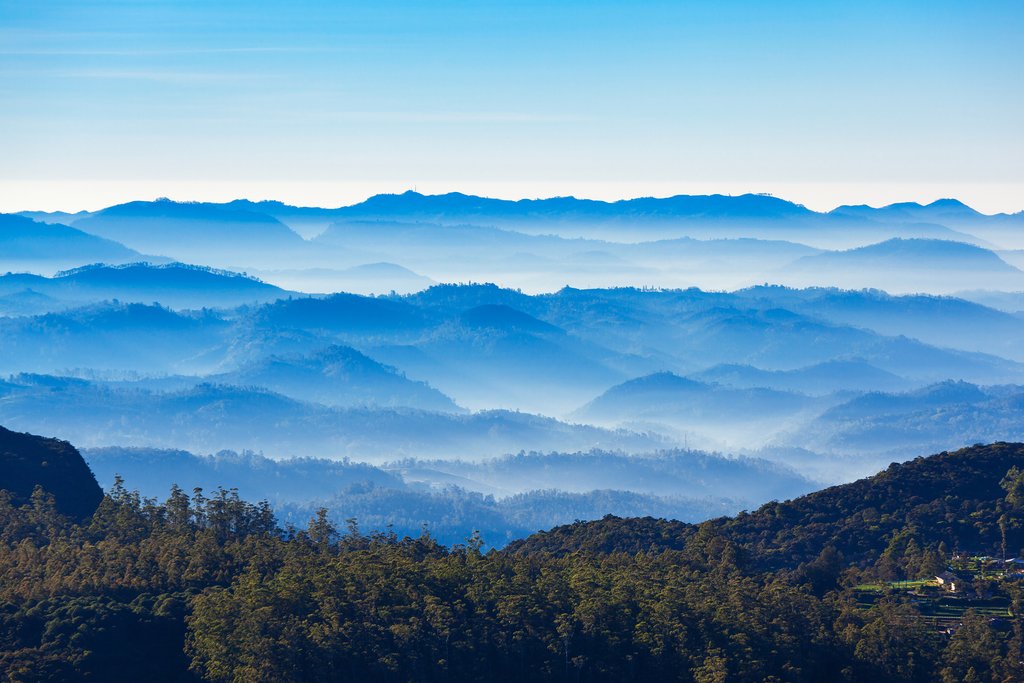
[1,0,1022,211]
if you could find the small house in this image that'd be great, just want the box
[935,571,966,592]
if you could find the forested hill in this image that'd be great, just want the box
[508,442,1024,569]
[5,435,1024,680]
[0,425,102,520]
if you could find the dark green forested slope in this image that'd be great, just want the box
[3,436,1024,682]
[0,426,103,520]
[509,442,1024,570]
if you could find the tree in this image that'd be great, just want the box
[1001,466,1024,510]
[307,507,336,549]
[940,609,1003,683]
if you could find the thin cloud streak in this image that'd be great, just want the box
[328,111,583,124]
[38,69,284,83]
[0,47,356,56]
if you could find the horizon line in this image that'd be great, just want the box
[2,180,1022,216]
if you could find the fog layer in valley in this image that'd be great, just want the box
[4,191,1024,543]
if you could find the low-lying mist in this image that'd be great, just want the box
[4,191,1024,536]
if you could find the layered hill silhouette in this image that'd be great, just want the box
[731,285,1024,360]
[253,291,434,334]
[10,192,1024,293]
[209,344,462,412]
[67,199,309,267]
[572,371,1024,459]
[388,449,811,502]
[335,190,814,221]
[832,198,987,224]
[799,380,1024,456]
[0,302,225,375]
[779,238,1023,292]
[109,192,1020,243]
[315,191,990,246]
[309,218,825,291]
[4,281,1024,422]
[572,371,829,450]
[0,214,145,269]
[0,262,291,312]
[832,198,1024,247]
[246,263,435,298]
[0,245,1023,485]
[575,371,816,423]
[691,359,911,394]
[0,425,102,520]
[80,446,813,538]
[0,375,666,459]
[324,262,435,294]
[791,238,1017,272]
[459,303,562,334]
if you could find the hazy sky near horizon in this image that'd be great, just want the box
[2,0,1022,213]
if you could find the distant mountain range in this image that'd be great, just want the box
[832,197,986,224]
[574,371,817,425]
[572,368,1024,460]
[0,375,667,460]
[324,192,1015,246]
[3,274,1024,415]
[691,359,912,394]
[4,271,1023,468]
[797,380,1024,457]
[8,192,1024,293]
[832,198,1024,247]
[31,193,1013,239]
[68,199,308,266]
[208,344,462,412]
[4,197,1024,484]
[795,237,1017,272]
[0,302,227,375]
[778,238,1023,291]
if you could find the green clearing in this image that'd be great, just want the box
[854,579,936,592]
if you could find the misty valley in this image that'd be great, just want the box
[5,192,1024,681]
[4,193,1024,541]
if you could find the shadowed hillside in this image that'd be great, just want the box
[0,425,103,519]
